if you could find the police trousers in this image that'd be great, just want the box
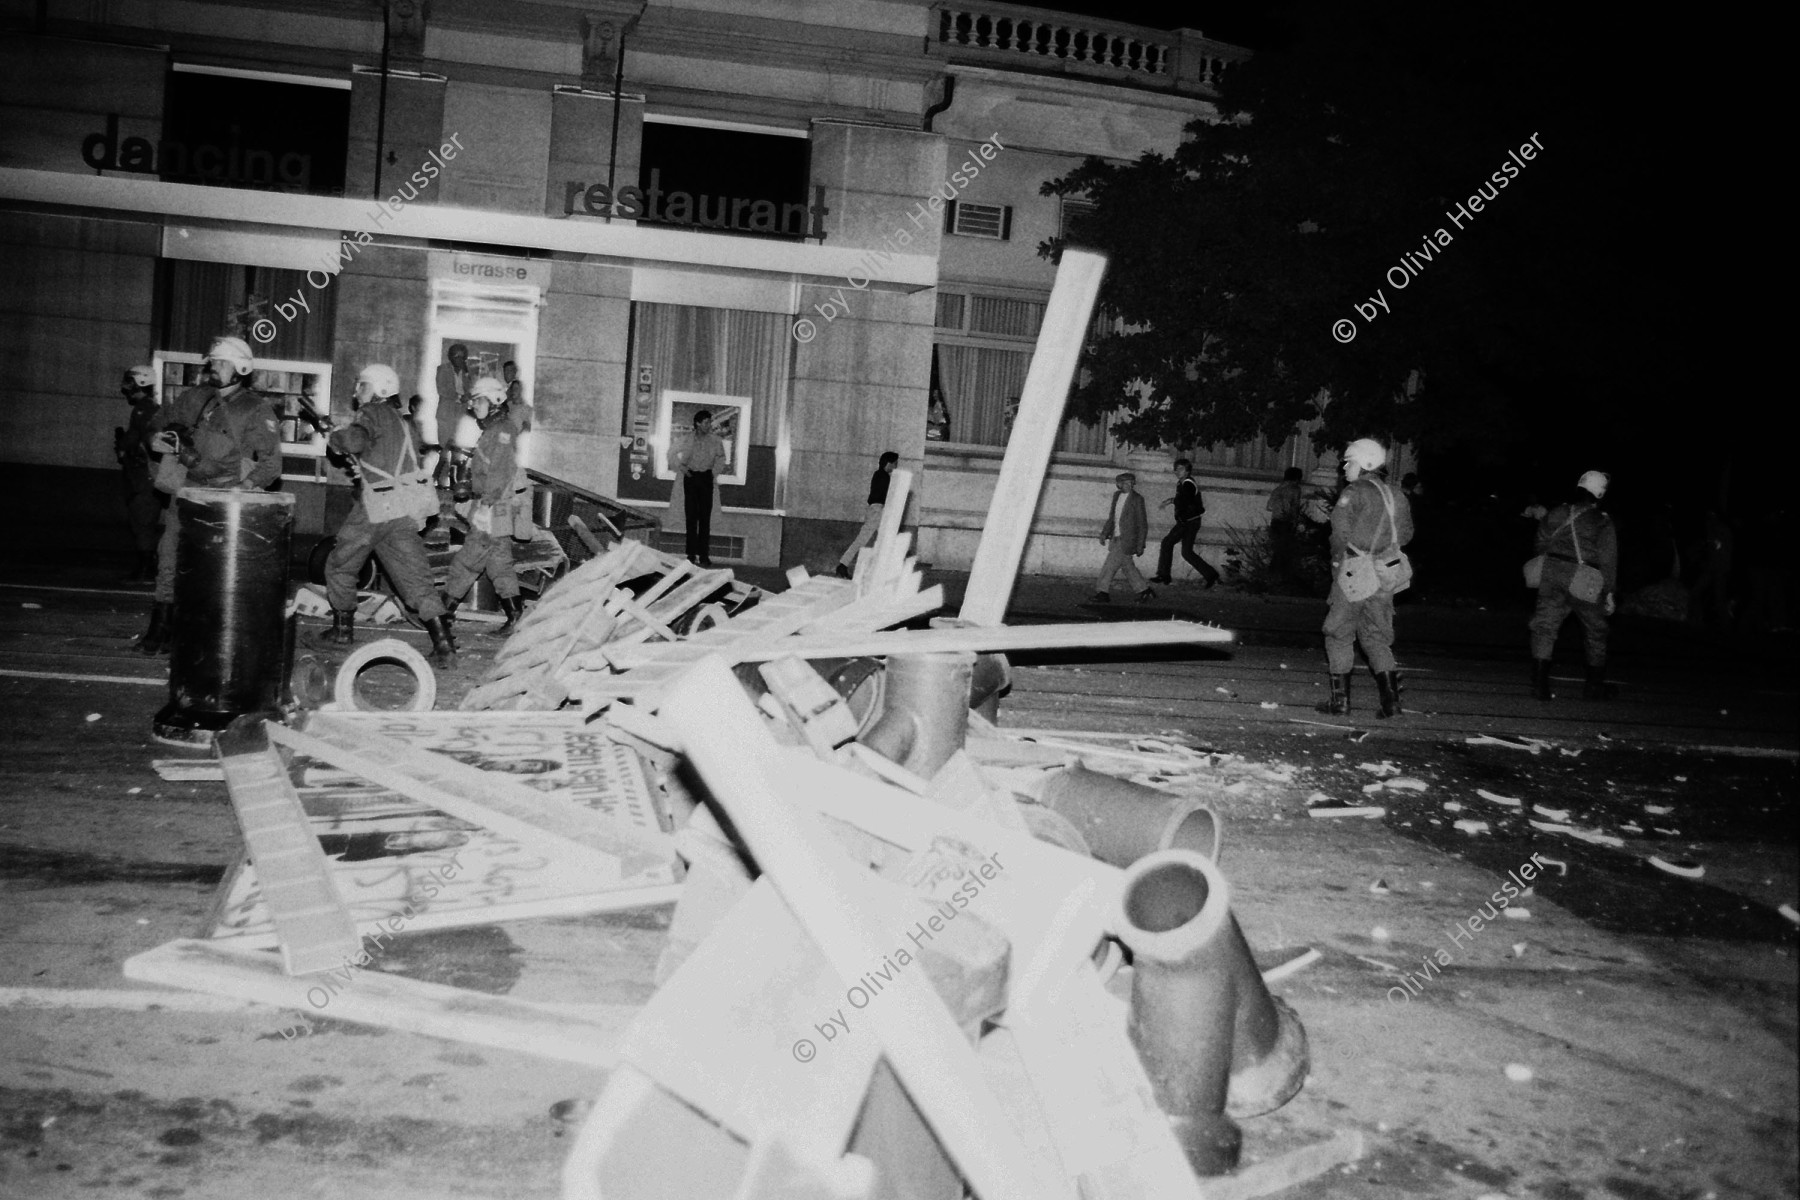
[1323,583,1397,673]
[446,529,519,601]
[1529,579,1608,665]
[325,506,445,620]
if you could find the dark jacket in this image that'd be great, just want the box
[867,467,891,506]
[1101,490,1149,556]
[1329,474,1413,565]
[1170,476,1205,523]
[1537,501,1618,593]
[469,404,531,505]
[149,383,282,490]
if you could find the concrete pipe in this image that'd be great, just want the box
[1037,762,1222,868]
[1116,849,1310,1177]
[856,651,973,779]
[928,616,1012,721]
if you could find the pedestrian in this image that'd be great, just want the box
[835,450,899,579]
[443,377,531,635]
[1093,471,1153,603]
[431,343,470,486]
[1318,438,1414,718]
[114,364,164,583]
[138,337,282,654]
[1528,471,1617,700]
[673,409,726,566]
[1151,458,1220,589]
[322,364,458,663]
[1265,466,1305,586]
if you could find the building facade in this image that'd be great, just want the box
[1,0,1328,576]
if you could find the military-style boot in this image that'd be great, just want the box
[1582,664,1616,700]
[1316,672,1351,715]
[328,608,356,645]
[424,616,458,665]
[137,602,172,655]
[1375,670,1404,718]
[1530,658,1553,701]
[496,595,523,635]
[442,594,460,635]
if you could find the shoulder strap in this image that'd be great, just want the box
[356,408,420,482]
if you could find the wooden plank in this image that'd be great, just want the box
[960,250,1108,627]
[565,511,607,556]
[302,713,675,875]
[265,722,631,883]
[605,616,1230,670]
[760,656,859,758]
[795,585,944,637]
[1006,963,1206,1199]
[214,721,360,977]
[662,658,1072,1200]
[732,1139,873,1200]
[123,938,631,1068]
[1202,1131,1365,1200]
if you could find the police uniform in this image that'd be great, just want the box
[1323,472,1413,705]
[1529,497,1617,695]
[146,382,283,604]
[324,397,447,621]
[445,401,530,606]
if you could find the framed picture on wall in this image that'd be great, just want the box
[657,391,751,487]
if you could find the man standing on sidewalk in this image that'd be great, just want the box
[1151,458,1220,588]
[1093,472,1154,604]
[114,365,164,583]
[673,410,726,566]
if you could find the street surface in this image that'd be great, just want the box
[0,561,1793,1199]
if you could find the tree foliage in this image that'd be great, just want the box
[1042,1,1675,468]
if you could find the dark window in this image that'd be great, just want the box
[160,70,349,196]
[637,122,814,239]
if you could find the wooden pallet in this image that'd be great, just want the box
[461,540,754,711]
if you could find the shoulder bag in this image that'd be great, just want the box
[1336,481,1411,601]
[360,420,439,528]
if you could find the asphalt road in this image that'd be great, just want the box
[0,562,1794,1199]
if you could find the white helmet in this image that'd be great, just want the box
[469,376,507,404]
[122,365,156,389]
[1578,470,1609,499]
[1343,438,1387,473]
[206,337,255,377]
[357,363,401,398]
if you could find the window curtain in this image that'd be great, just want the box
[633,303,786,444]
[935,341,1108,453]
[160,261,333,362]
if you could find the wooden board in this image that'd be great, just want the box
[123,938,632,1068]
[604,616,1230,670]
[213,725,359,977]
[662,658,1072,1200]
[959,250,1108,628]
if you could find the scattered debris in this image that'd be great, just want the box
[1532,804,1571,822]
[1502,908,1531,921]
[1647,856,1705,881]
[1535,857,1569,876]
[1308,805,1385,820]
[1261,947,1322,984]
[1644,804,1673,815]
[21,602,41,609]
[1453,819,1490,835]
[1357,761,1400,777]
[1504,1064,1534,1083]
[1475,789,1522,807]
[84,713,101,723]
[1259,701,1279,710]
[1370,926,1391,942]
[1369,879,1390,894]
[1385,777,1427,792]
[1511,942,1527,957]
[1442,801,1463,812]
[1465,733,1551,753]
[1779,904,1799,925]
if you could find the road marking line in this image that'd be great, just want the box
[0,668,164,687]
[0,582,146,596]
